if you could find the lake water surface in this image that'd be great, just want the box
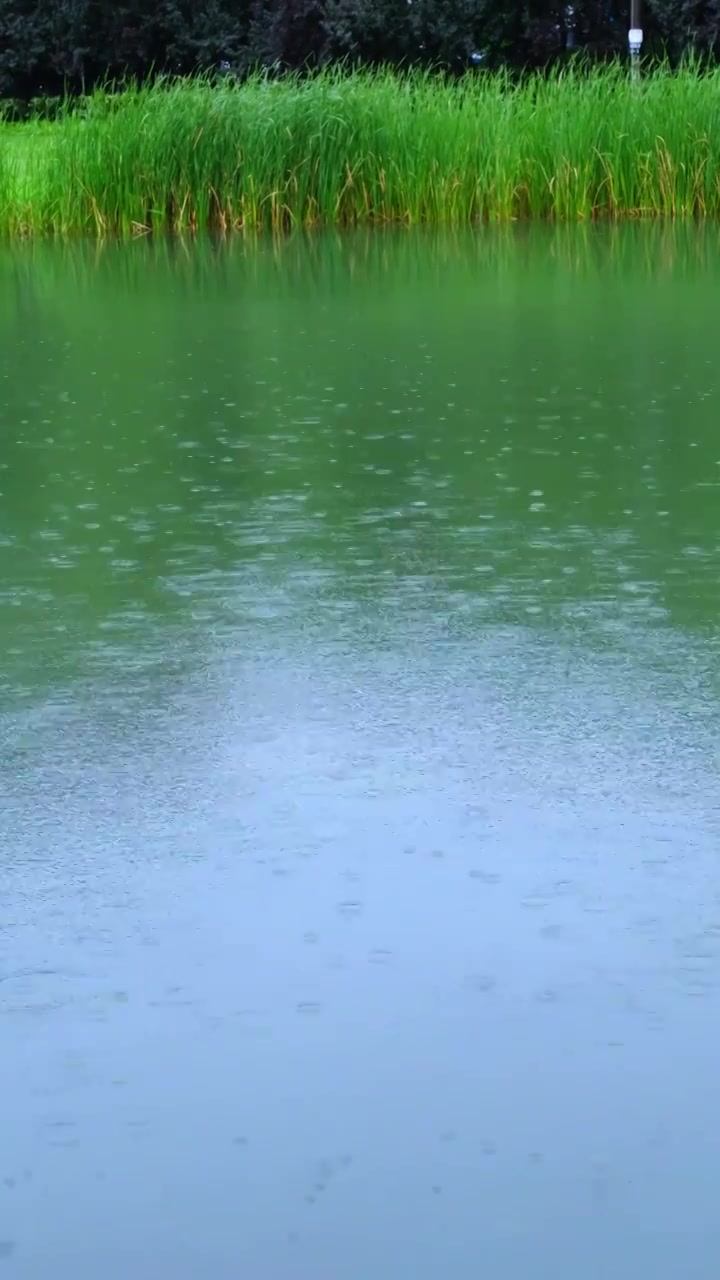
[1,228,719,1279]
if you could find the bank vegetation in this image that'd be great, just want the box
[2,64,720,235]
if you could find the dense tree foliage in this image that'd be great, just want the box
[0,0,718,103]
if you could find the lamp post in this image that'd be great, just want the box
[629,0,643,78]
[565,5,577,51]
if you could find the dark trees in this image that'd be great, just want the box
[0,0,717,104]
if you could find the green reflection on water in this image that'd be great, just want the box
[1,226,718,706]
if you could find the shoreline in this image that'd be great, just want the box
[1,66,719,237]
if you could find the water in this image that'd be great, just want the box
[1,227,719,1279]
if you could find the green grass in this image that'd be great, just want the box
[2,63,720,235]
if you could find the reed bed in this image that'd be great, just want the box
[2,63,720,235]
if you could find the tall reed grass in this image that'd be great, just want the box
[2,64,720,235]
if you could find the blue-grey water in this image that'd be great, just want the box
[1,228,719,1278]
